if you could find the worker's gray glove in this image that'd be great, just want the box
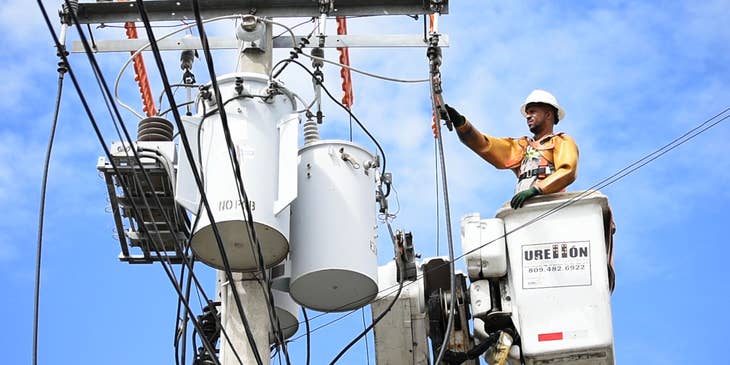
[510,187,540,209]
[444,104,466,128]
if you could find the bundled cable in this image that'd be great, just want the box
[36,2,225,363]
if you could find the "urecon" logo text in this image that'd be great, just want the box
[524,243,588,261]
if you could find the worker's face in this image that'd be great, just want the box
[525,103,554,135]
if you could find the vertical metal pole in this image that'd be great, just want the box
[218,271,272,365]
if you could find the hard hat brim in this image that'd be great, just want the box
[520,102,566,122]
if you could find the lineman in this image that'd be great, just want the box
[440,90,579,208]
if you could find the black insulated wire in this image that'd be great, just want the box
[303,308,311,365]
[361,308,372,365]
[36,3,224,363]
[63,0,193,293]
[273,58,388,178]
[272,27,317,79]
[174,246,194,365]
[46,2,730,362]
[428,42,456,365]
[457,107,730,264]
[70,5,242,363]
[132,1,256,363]
[176,211,202,365]
[204,80,730,365]
[282,108,730,353]
[188,5,292,362]
[328,216,406,364]
[60,1,242,363]
[330,195,406,365]
[32,40,67,365]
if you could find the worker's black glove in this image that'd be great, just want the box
[510,187,540,209]
[444,104,466,128]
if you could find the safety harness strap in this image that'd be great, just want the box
[519,166,552,180]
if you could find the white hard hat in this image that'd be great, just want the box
[520,89,566,122]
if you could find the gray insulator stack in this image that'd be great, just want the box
[137,116,174,141]
[303,118,320,145]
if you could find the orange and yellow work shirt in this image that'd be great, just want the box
[456,121,579,194]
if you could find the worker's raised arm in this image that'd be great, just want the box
[457,122,524,170]
[446,104,524,170]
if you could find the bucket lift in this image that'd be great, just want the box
[462,191,616,365]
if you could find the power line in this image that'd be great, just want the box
[329,217,405,364]
[63,1,193,279]
[360,308,371,365]
[286,106,730,345]
[188,1,291,362]
[456,106,730,264]
[274,58,388,178]
[32,38,67,365]
[70,0,216,330]
[36,2,225,363]
[132,0,258,363]
[113,14,243,120]
[54,2,247,363]
[267,16,429,84]
[288,283,404,343]
[66,7,224,362]
[428,31,457,364]
[302,308,311,365]
[43,4,730,363]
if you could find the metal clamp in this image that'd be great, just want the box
[339,147,360,169]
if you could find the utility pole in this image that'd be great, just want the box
[218,272,271,365]
[82,3,451,365]
[217,16,274,365]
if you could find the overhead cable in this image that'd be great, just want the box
[275,58,388,177]
[68,0,210,322]
[188,2,291,362]
[114,14,244,119]
[426,17,457,363]
[291,106,730,341]
[288,283,404,343]
[60,2,243,363]
[37,2,223,363]
[328,215,405,364]
[266,17,429,84]
[132,0,261,363]
[457,106,730,263]
[32,29,68,365]
[302,308,311,365]
[303,53,430,83]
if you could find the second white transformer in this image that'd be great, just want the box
[289,140,379,312]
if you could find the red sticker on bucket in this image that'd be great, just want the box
[538,332,563,341]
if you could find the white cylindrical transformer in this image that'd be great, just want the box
[190,72,299,271]
[289,140,379,312]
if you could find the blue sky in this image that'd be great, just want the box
[2,1,730,364]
